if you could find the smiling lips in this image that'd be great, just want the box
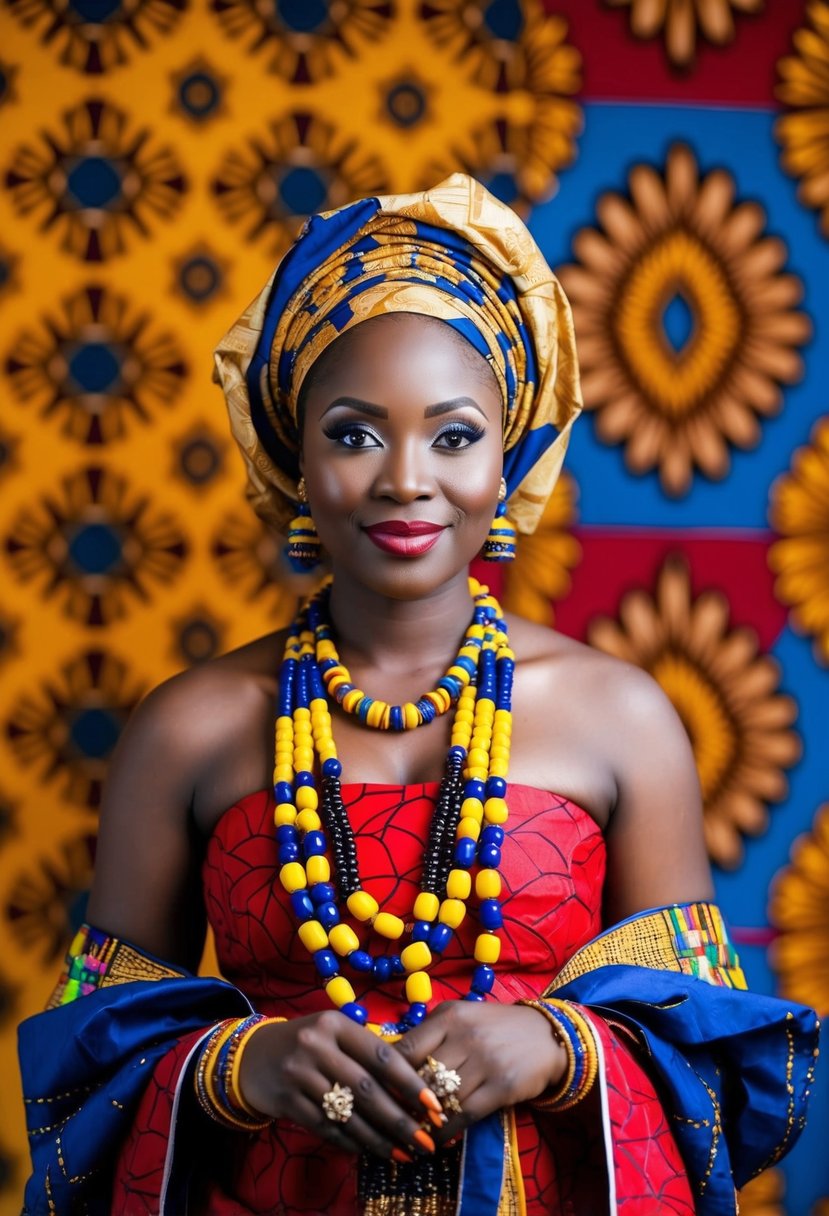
[363,520,447,557]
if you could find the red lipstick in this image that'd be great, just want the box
[363,520,446,557]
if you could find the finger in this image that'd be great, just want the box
[288,1089,363,1155]
[347,1028,447,1126]
[335,1057,431,1154]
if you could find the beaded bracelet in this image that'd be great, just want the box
[518,998,599,1110]
[195,1014,286,1130]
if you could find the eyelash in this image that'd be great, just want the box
[323,421,486,450]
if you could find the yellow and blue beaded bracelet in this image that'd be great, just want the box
[518,998,599,1110]
[195,1013,286,1131]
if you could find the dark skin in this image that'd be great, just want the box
[89,312,713,1162]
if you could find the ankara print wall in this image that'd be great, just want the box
[0,0,827,1210]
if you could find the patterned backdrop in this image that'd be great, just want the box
[1,0,828,1210]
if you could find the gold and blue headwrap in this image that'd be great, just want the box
[214,173,582,536]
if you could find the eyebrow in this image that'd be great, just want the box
[320,396,488,420]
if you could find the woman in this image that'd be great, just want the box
[19,175,818,1216]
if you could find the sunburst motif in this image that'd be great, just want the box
[4,283,188,444]
[769,418,829,664]
[210,110,388,257]
[557,143,810,496]
[5,650,145,808]
[604,0,764,69]
[769,804,829,1016]
[4,0,185,74]
[4,466,189,626]
[421,0,582,209]
[209,0,393,82]
[211,509,302,610]
[5,835,96,965]
[776,1,829,236]
[4,97,188,261]
[502,472,581,625]
[588,555,801,867]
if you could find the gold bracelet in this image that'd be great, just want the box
[228,1016,287,1120]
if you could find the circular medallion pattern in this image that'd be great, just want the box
[769,418,829,664]
[210,111,388,256]
[3,466,189,626]
[588,554,801,867]
[4,98,188,261]
[6,834,96,964]
[421,0,582,208]
[776,1,829,237]
[557,143,811,496]
[209,0,393,82]
[4,0,186,74]
[4,649,145,808]
[770,803,829,1016]
[4,284,188,444]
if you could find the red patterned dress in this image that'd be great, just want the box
[114,783,695,1214]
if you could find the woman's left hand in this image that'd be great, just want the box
[395,1000,566,1144]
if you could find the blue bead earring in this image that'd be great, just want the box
[285,478,322,572]
[480,478,516,562]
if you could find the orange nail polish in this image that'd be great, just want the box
[427,1109,447,1128]
[413,1128,436,1153]
[392,1147,414,1164]
[419,1087,443,1114]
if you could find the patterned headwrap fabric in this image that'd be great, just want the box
[213,173,583,536]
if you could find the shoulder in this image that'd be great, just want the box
[508,612,681,742]
[109,629,285,806]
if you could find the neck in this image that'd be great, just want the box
[326,568,477,674]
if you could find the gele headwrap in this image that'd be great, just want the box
[213,173,583,536]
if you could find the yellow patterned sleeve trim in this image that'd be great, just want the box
[546,902,747,994]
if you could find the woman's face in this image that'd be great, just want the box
[300,313,504,601]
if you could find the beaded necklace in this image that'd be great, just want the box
[274,577,514,1035]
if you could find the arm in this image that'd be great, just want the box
[599,661,714,924]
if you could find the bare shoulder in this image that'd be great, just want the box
[507,612,686,757]
[104,627,288,828]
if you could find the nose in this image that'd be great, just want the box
[370,436,435,503]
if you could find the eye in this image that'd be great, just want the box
[433,422,486,450]
[324,422,382,449]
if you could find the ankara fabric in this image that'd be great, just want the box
[19,784,818,1215]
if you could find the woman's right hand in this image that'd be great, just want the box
[237,1011,441,1160]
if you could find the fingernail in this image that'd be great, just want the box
[413,1128,436,1154]
[392,1147,414,1164]
[419,1087,443,1114]
[427,1109,447,1128]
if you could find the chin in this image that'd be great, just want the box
[337,546,483,601]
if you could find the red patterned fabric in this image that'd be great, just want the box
[113,783,694,1214]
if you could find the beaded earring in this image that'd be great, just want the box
[480,478,516,562]
[285,478,322,572]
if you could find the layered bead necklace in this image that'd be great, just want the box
[274,577,514,1035]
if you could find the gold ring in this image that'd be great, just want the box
[418,1055,463,1113]
[321,1082,354,1123]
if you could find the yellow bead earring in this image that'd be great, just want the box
[285,478,322,571]
[480,478,516,562]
